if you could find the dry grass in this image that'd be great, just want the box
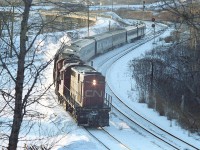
[116,10,177,22]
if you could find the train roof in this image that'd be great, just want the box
[56,48,78,61]
[70,39,94,51]
[71,65,101,75]
[62,48,76,54]
[89,29,126,41]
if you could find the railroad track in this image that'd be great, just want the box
[94,27,165,71]
[92,25,199,150]
[107,85,198,150]
[85,127,131,150]
[85,128,109,150]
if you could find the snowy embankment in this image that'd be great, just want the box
[0,11,129,149]
[1,5,199,149]
[0,11,121,150]
[31,3,200,149]
[104,27,200,148]
[91,20,200,149]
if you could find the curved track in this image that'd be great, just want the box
[94,26,165,72]
[85,128,110,150]
[85,127,131,150]
[107,86,198,150]
[92,25,199,150]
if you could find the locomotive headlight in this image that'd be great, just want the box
[92,79,97,86]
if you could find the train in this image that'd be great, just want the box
[53,22,146,127]
[65,23,146,62]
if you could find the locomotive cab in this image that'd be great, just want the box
[68,65,110,126]
[70,65,105,108]
[57,64,110,127]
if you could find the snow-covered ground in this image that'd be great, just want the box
[1,4,200,150]
[90,21,200,149]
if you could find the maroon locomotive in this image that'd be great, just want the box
[53,50,111,127]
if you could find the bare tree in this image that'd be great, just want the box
[0,0,77,149]
[158,0,200,49]
[129,2,200,130]
[0,0,51,149]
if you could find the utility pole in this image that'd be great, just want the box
[87,0,90,37]
[189,0,199,51]
[0,19,2,37]
[112,0,113,12]
[10,3,14,58]
[152,17,156,44]
[142,1,145,20]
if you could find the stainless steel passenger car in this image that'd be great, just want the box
[70,23,146,61]
[69,39,95,62]
[125,23,146,43]
[89,29,127,54]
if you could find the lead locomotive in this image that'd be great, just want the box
[53,50,111,127]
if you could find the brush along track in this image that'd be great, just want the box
[93,25,199,150]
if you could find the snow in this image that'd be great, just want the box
[1,3,200,150]
[100,29,200,148]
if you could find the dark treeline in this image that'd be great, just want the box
[129,40,200,133]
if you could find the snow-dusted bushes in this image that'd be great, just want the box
[129,43,200,133]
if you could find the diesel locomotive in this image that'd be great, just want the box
[53,51,111,127]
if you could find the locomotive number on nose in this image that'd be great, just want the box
[85,90,103,97]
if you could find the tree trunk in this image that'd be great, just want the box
[8,1,32,149]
